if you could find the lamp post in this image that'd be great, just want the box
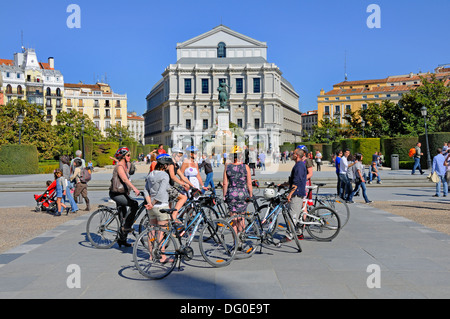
[421,106,432,169]
[361,119,365,138]
[18,114,24,145]
[81,121,85,161]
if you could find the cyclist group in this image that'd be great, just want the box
[107,143,312,247]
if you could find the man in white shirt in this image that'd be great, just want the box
[339,149,354,200]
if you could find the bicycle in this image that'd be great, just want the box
[133,199,238,279]
[259,183,341,242]
[306,183,350,228]
[264,182,350,228]
[226,189,303,259]
[86,193,147,249]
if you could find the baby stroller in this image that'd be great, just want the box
[34,180,57,213]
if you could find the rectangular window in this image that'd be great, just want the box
[203,119,208,130]
[362,104,368,110]
[254,118,260,129]
[253,78,261,93]
[346,105,351,113]
[236,78,243,93]
[184,79,192,94]
[202,79,209,94]
[237,118,243,128]
[324,105,330,115]
[186,119,191,130]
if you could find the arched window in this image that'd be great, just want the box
[17,85,23,95]
[46,87,51,96]
[217,42,226,58]
[56,88,61,96]
[6,85,12,94]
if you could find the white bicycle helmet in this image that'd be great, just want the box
[264,188,276,199]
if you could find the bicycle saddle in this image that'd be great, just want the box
[159,208,177,214]
[314,183,327,187]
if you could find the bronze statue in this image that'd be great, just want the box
[217,82,232,109]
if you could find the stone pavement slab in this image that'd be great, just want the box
[0,194,449,299]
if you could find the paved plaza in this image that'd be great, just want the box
[0,163,449,299]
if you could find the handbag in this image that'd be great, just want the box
[110,166,127,193]
[427,172,440,183]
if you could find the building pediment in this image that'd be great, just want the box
[177,25,267,49]
[176,25,267,60]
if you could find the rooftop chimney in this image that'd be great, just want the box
[48,57,54,69]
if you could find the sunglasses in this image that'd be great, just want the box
[125,154,131,157]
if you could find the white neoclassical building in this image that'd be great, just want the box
[144,25,302,152]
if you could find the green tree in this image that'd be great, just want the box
[399,75,450,134]
[0,99,62,160]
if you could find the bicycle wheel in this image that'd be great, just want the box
[138,213,149,233]
[305,205,341,241]
[282,209,302,252]
[199,219,237,267]
[227,215,260,259]
[133,227,178,279]
[319,196,350,228]
[86,207,120,249]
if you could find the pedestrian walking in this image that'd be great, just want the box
[335,150,343,196]
[315,150,322,171]
[339,149,354,200]
[347,153,372,204]
[60,155,78,213]
[248,147,257,176]
[411,142,425,175]
[54,168,69,216]
[432,148,448,197]
[258,151,266,171]
[70,158,90,211]
[199,154,215,194]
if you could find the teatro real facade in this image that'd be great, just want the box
[144,25,302,152]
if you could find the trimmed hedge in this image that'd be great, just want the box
[92,142,119,167]
[0,144,39,175]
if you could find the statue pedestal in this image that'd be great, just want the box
[214,109,234,153]
[216,109,229,131]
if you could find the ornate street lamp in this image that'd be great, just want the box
[18,114,24,145]
[420,106,432,169]
[81,121,85,160]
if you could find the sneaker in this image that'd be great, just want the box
[377,181,382,184]
[368,181,372,184]
[366,201,373,204]
[432,194,439,197]
[346,200,355,204]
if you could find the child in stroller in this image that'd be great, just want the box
[34,180,57,213]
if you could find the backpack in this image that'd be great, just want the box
[408,148,416,157]
[79,167,92,183]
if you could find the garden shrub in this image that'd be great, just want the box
[0,144,39,175]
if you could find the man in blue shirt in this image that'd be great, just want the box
[279,148,307,242]
[335,150,343,196]
[432,148,448,197]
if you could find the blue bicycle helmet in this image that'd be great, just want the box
[156,153,173,165]
[185,146,199,152]
[296,145,308,153]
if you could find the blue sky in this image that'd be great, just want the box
[1,0,449,115]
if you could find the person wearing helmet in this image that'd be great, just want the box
[181,145,206,192]
[223,145,253,237]
[144,156,171,225]
[160,147,194,222]
[109,147,140,247]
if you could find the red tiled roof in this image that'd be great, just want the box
[334,78,388,87]
[0,59,14,66]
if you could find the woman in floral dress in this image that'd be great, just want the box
[223,146,253,237]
